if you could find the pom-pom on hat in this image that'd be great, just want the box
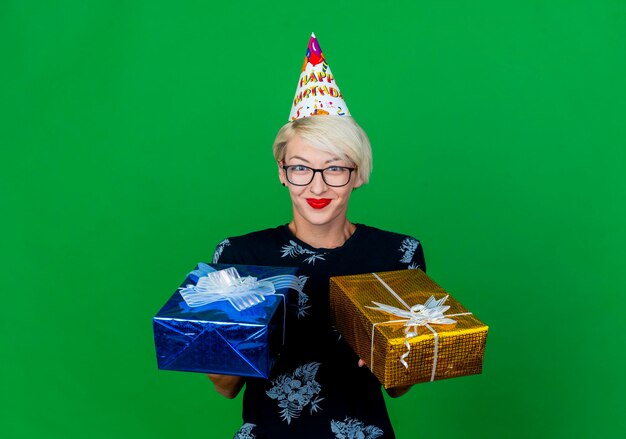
[288,33,350,121]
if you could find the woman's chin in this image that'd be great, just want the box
[294,208,347,228]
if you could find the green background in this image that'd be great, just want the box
[2,1,625,437]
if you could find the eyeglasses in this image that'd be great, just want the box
[282,164,356,187]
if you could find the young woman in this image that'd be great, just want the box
[210,115,425,439]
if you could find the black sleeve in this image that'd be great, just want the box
[397,236,426,273]
[413,239,426,273]
[211,238,238,264]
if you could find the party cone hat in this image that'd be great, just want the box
[289,33,350,121]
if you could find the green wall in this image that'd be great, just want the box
[2,1,624,437]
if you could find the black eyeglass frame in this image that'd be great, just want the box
[281,164,357,187]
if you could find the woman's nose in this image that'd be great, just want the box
[308,170,328,194]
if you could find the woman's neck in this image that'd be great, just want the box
[288,218,356,249]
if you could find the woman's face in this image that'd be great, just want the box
[278,134,363,229]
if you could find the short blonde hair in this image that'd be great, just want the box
[272,116,373,184]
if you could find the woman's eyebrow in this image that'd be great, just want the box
[287,155,344,164]
[325,157,343,164]
[287,155,311,163]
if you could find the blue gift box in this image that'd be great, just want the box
[153,263,300,378]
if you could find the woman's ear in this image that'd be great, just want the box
[277,161,287,186]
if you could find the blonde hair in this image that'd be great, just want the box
[272,116,373,184]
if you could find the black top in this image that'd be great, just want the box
[213,224,426,439]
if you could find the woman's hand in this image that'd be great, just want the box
[357,359,413,398]
[207,374,245,399]
[385,384,413,398]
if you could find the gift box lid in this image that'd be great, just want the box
[155,263,300,324]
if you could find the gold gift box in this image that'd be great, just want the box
[329,269,488,388]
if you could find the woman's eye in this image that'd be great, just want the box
[326,166,345,173]
[291,165,309,172]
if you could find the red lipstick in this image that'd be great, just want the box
[306,198,332,209]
